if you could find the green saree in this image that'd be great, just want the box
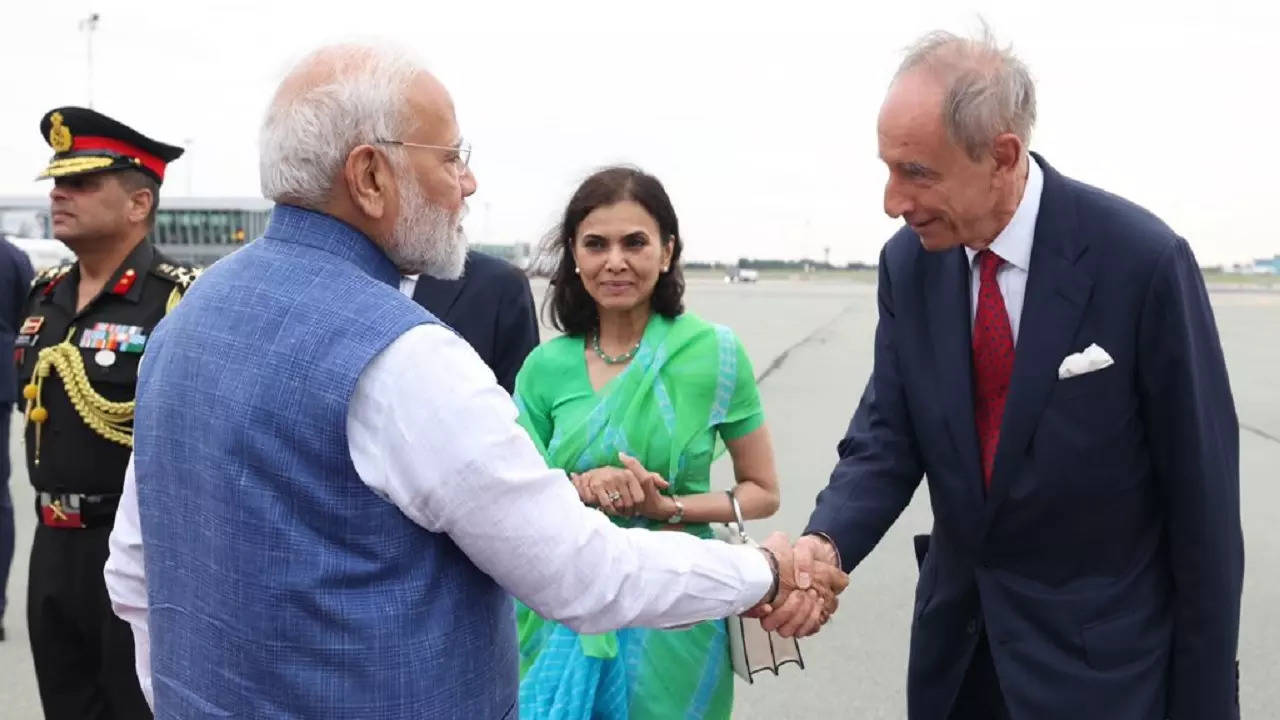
[513,312,763,720]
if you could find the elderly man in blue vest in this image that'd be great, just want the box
[102,44,847,718]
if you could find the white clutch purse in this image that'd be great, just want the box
[714,490,805,683]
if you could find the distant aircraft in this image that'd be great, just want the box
[5,236,75,271]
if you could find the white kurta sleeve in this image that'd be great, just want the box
[346,325,772,633]
[104,455,153,708]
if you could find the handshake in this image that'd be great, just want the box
[574,454,849,638]
[746,533,848,638]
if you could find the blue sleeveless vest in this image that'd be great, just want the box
[134,205,517,718]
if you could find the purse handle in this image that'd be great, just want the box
[725,489,748,540]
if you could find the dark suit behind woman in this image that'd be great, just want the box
[412,250,539,393]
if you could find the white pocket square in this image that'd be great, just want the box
[1057,343,1114,380]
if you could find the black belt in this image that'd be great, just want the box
[35,491,121,529]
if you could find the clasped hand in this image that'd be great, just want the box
[570,458,849,637]
[570,453,675,520]
[745,533,848,638]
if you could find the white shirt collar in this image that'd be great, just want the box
[398,274,419,298]
[964,155,1044,272]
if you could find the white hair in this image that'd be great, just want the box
[386,151,468,279]
[258,43,421,207]
[896,25,1037,161]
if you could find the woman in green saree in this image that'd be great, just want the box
[513,167,781,719]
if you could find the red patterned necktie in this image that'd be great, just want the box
[972,250,1014,490]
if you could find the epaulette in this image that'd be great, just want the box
[151,261,203,290]
[153,261,204,314]
[30,263,72,291]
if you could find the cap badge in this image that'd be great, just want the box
[48,112,73,153]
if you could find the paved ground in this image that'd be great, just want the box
[1,277,1275,718]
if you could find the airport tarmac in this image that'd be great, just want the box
[0,276,1275,718]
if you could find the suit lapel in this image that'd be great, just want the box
[983,155,1093,520]
[924,247,986,515]
[411,265,468,323]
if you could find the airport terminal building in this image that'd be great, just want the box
[0,195,273,266]
[2,196,535,271]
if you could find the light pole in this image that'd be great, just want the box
[183,137,196,195]
[78,12,100,108]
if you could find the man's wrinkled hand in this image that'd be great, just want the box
[741,532,819,638]
[754,533,848,638]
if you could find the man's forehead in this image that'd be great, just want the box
[881,75,943,128]
[877,116,932,160]
[878,75,945,157]
[406,73,460,140]
[412,70,450,105]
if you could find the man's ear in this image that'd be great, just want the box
[126,186,154,225]
[991,132,1024,181]
[344,144,396,220]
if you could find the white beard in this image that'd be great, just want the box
[385,174,467,280]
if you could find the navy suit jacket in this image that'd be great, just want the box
[806,155,1242,720]
[412,250,539,394]
[0,238,34,404]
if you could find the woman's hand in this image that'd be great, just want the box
[571,461,669,516]
[618,453,679,521]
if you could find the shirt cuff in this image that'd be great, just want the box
[807,531,843,570]
[730,544,775,614]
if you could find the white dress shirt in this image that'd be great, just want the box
[105,292,771,706]
[398,274,419,298]
[963,156,1044,344]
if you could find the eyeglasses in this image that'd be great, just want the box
[375,138,472,170]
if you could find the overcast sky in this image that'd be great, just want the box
[1,0,1275,265]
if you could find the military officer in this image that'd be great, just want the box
[16,107,199,720]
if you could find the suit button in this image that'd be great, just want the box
[966,619,978,634]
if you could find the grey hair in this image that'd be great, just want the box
[259,43,421,208]
[895,25,1037,161]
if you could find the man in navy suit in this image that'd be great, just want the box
[409,249,539,393]
[0,236,34,641]
[779,30,1242,719]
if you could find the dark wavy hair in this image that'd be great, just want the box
[542,166,685,336]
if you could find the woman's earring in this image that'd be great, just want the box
[574,266,580,275]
